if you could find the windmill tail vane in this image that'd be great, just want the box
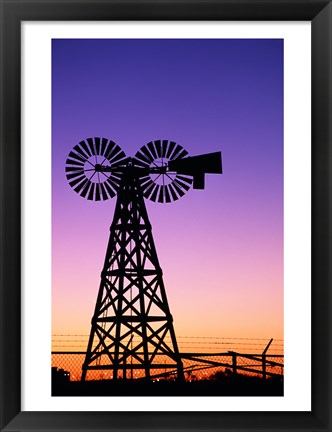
[65,138,222,381]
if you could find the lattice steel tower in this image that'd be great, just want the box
[65,138,222,381]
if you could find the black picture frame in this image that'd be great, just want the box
[0,1,331,431]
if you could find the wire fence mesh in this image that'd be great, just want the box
[52,351,284,382]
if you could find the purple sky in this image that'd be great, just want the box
[52,39,283,351]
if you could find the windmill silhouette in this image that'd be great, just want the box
[65,138,222,381]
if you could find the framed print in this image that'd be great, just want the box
[0,1,331,431]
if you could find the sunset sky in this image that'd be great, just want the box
[52,38,283,354]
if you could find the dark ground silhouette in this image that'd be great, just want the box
[52,374,283,397]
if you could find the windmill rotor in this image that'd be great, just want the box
[134,140,193,203]
[65,138,127,201]
[66,137,222,203]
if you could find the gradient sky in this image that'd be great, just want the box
[52,39,283,354]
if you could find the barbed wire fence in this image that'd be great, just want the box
[52,335,284,382]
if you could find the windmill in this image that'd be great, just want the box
[65,138,222,381]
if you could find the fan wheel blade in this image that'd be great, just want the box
[87,183,96,200]
[139,175,152,188]
[74,144,89,160]
[66,158,84,167]
[150,185,161,202]
[110,173,122,184]
[86,138,96,156]
[68,151,86,164]
[74,178,89,195]
[134,158,149,168]
[170,144,184,160]
[173,148,188,160]
[94,137,101,155]
[100,183,109,200]
[79,140,93,157]
[143,181,156,199]
[106,177,120,193]
[140,145,154,163]
[109,176,120,189]
[158,186,165,203]
[95,184,101,201]
[80,181,92,198]
[110,150,126,164]
[165,141,177,159]
[111,157,129,169]
[147,141,158,159]
[174,176,191,191]
[176,174,193,185]
[146,183,159,202]
[171,181,185,198]
[141,176,155,190]
[135,150,151,166]
[161,140,168,158]
[104,180,116,198]
[100,138,108,156]
[168,183,179,201]
[154,140,162,157]
[69,174,86,188]
[65,166,83,173]
[104,142,120,161]
[66,171,84,180]
[164,185,172,203]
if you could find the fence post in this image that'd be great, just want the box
[262,354,266,380]
[262,338,273,380]
[232,353,237,376]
